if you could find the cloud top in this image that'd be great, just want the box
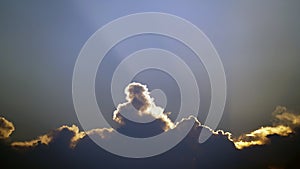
[113,82,175,130]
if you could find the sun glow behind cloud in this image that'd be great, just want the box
[3,83,299,153]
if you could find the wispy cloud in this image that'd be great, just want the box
[232,125,292,149]
[273,106,300,126]
[231,106,299,149]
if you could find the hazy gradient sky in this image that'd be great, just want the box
[1,0,299,140]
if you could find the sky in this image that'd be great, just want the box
[0,0,300,168]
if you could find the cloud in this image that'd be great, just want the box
[232,125,293,149]
[4,82,300,168]
[0,116,15,139]
[11,125,85,148]
[113,82,175,131]
[10,80,300,152]
[2,105,300,169]
[85,128,115,139]
[231,106,300,149]
[11,124,115,149]
[273,106,300,126]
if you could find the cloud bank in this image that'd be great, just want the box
[8,83,300,152]
[1,83,300,169]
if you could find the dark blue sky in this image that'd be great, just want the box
[1,0,300,141]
